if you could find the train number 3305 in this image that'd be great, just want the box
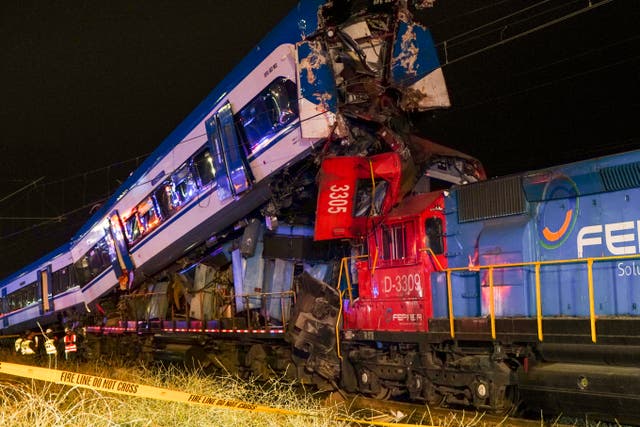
[327,184,351,214]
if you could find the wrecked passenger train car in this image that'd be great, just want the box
[0,0,455,377]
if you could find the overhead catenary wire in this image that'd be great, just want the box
[0,176,45,204]
[0,196,109,242]
[436,0,558,47]
[438,0,614,67]
[425,0,634,115]
[428,0,516,27]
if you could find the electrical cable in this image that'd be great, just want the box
[440,0,614,67]
[436,0,559,47]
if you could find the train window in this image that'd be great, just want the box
[74,256,90,287]
[153,182,179,219]
[52,266,68,295]
[237,77,298,155]
[124,213,142,243]
[172,163,198,206]
[90,237,112,275]
[354,179,389,217]
[379,221,416,265]
[425,217,444,255]
[7,292,17,311]
[27,282,38,305]
[381,224,406,261]
[74,237,112,287]
[7,282,38,311]
[137,197,161,235]
[193,148,215,187]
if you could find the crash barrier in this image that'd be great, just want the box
[0,361,433,427]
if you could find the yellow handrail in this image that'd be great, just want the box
[535,262,543,341]
[422,247,445,271]
[447,269,454,338]
[335,250,639,343]
[337,255,368,302]
[488,266,495,340]
[587,258,596,343]
[443,253,640,343]
[335,290,344,361]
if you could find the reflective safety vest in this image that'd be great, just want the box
[64,333,77,354]
[44,338,57,355]
[21,339,35,355]
[14,338,23,353]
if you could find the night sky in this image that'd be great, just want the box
[0,0,638,278]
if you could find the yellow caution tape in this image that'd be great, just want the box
[0,361,434,427]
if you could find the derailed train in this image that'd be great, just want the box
[2,0,640,423]
[0,0,453,337]
[98,147,640,423]
[321,149,640,421]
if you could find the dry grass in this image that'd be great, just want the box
[1,348,573,427]
[0,351,352,427]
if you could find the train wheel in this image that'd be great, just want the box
[373,385,392,400]
[422,381,443,407]
[407,371,424,400]
[359,369,391,400]
[495,385,519,415]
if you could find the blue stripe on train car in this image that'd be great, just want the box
[71,0,325,245]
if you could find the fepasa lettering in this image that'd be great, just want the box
[392,313,423,322]
[577,220,640,257]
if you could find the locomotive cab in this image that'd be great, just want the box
[344,191,447,332]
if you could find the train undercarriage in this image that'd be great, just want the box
[83,262,640,424]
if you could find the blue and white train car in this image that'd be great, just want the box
[1,0,450,334]
[0,244,84,332]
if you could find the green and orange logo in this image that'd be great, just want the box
[536,175,579,249]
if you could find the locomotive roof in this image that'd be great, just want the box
[386,191,442,219]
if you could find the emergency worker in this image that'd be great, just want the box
[76,326,87,362]
[20,332,36,361]
[44,328,58,369]
[14,333,24,355]
[34,330,46,364]
[64,328,77,361]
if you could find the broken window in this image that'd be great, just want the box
[237,77,298,155]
